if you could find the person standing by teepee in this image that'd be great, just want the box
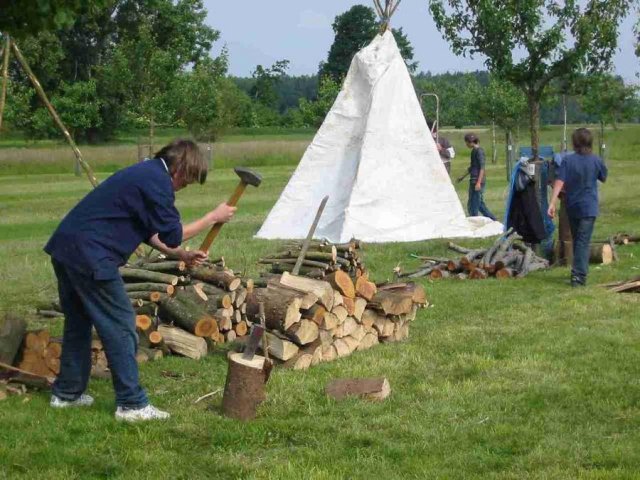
[427,120,454,175]
[464,133,496,220]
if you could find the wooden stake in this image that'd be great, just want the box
[11,41,98,187]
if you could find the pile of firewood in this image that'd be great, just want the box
[602,277,640,293]
[35,255,253,370]
[258,239,366,280]
[245,271,427,370]
[396,230,549,280]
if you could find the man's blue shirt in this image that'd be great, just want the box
[44,158,182,280]
[557,153,607,218]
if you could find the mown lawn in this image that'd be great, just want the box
[0,125,639,479]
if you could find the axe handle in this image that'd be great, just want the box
[199,181,247,252]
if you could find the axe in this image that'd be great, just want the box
[199,167,262,252]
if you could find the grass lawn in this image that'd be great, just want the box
[0,125,639,479]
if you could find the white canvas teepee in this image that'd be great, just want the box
[256,30,503,243]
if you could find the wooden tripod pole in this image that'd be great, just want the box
[11,41,98,188]
[0,35,10,132]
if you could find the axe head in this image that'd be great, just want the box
[234,167,262,187]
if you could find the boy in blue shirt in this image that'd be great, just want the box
[45,139,236,421]
[464,133,496,220]
[548,128,607,286]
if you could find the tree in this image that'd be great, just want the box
[0,1,108,38]
[429,0,633,157]
[298,76,342,127]
[319,4,417,83]
[576,73,639,129]
[250,60,290,109]
[414,72,481,128]
[467,75,527,162]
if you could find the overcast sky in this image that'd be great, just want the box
[204,0,639,82]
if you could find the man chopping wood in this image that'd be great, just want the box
[44,139,236,422]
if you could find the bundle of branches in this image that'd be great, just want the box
[397,230,549,280]
[602,277,640,294]
[258,239,366,281]
[243,271,428,371]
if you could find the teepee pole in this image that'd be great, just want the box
[11,40,98,188]
[389,0,402,19]
[373,0,385,18]
[0,35,11,132]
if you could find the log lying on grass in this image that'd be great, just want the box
[589,243,614,265]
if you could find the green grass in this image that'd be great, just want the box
[1,125,639,479]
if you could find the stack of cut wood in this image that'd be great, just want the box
[245,271,428,370]
[602,277,640,294]
[397,230,549,280]
[258,239,366,281]
[34,255,253,365]
[14,330,61,377]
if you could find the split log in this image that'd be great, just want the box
[286,319,319,346]
[301,304,326,325]
[355,277,377,301]
[333,291,344,307]
[325,377,391,401]
[234,321,248,337]
[0,314,27,365]
[225,330,237,343]
[158,297,216,337]
[263,332,299,361]
[157,325,207,359]
[246,284,303,331]
[326,271,355,298]
[278,272,334,310]
[222,352,272,421]
[321,311,339,330]
[353,297,367,321]
[342,297,356,316]
[331,305,348,324]
[119,268,178,285]
[321,344,338,362]
[333,339,351,358]
[589,243,614,265]
[124,283,175,295]
[369,290,414,316]
[190,267,241,291]
[269,263,326,278]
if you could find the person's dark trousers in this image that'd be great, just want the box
[443,162,451,175]
[467,182,496,220]
[568,216,596,286]
[51,259,148,408]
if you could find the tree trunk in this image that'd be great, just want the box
[0,314,27,365]
[222,352,272,421]
[527,92,541,160]
[491,120,497,164]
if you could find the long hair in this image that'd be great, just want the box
[572,128,593,155]
[154,139,207,185]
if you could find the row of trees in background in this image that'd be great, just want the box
[0,1,638,144]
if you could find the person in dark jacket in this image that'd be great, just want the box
[464,133,496,220]
[548,128,607,286]
[45,139,236,421]
[427,120,454,175]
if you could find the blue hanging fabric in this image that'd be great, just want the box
[539,160,555,258]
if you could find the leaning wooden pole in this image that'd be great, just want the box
[11,41,98,188]
[0,35,11,132]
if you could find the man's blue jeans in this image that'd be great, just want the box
[568,216,596,285]
[51,260,148,408]
[468,182,496,220]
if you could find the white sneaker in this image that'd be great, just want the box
[50,394,94,408]
[115,404,170,422]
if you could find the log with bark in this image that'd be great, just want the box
[222,352,272,421]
